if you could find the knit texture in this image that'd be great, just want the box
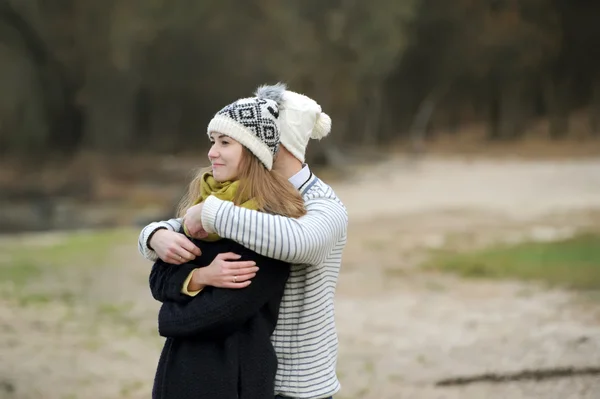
[140,167,348,398]
[208,96,281,170]
[150,234,290,399]
[278,89,332,163]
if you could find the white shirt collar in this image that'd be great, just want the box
[288,164,311,190]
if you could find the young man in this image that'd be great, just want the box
[139,84,348,399]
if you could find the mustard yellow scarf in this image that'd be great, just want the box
[184,173,259,241]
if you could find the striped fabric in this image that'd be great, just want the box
[138,169,348,399]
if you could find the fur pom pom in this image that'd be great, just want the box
[254,82,287,106]
[311,112,332,139]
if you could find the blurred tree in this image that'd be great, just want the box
[1,0,599,160]
[263,0,415,158]
[0,0,78,156]
[393,0,563,142]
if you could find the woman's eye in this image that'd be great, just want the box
[221,141,229,145]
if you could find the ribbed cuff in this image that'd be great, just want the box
[202,195,227,234]
[181,269,202,297]
[141,224,169,261]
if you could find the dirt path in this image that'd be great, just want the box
[1,156,600,399]
[335,156,600,399]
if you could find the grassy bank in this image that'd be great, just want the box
[424,233,600,290]
[0,229,134,283]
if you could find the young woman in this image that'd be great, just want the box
[149,88,305,399]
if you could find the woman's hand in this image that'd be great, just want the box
[191,252,259,289]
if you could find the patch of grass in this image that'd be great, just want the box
[120,380,145,397]
[424,233,600,290]
[14,291,76,307]
[0,228,135,286]
[96,301,144,334]
[424,280,447,291]
[17,293,52,306]
[1,228,133,265]
[0,261,40,285]
[83,337,103,352]
[362,239,387,251]
[97,302,134,316]
[383,267,407,277]
[97,302,135,323]
[363,360,375,374]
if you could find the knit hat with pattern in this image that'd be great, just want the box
[207,86,285,170]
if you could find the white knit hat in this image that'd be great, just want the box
[207,90,284,170]
[254,84,332,163]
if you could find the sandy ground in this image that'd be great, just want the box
[1,156,600,399]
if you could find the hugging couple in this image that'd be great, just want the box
[139,83,348,399]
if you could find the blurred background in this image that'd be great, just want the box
[1,1,600,398]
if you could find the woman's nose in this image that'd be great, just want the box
[208,145,218,160]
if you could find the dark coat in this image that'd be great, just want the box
[149,234,290,399]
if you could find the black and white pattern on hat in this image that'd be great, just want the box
[217,98,280,155]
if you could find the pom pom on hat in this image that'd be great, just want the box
[311,111,331,140]
[254,82,287,105]
[258,85,333,163]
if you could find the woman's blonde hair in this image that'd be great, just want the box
[177,148,306,219]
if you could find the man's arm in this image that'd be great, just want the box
[157,254,290,339]
[137,218,183,261]
[201,195,348,265]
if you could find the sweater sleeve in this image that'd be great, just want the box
[138,218,183,261]
[201,194,348,265]
[157,252,290,339]
[149,259,198,304]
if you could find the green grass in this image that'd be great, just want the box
[424,233,600,290]
[0,228,134,286]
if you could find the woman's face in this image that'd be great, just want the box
[208,132,244,182]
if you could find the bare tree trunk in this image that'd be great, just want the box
[147,93,185,152]
[447,104,461,135]
[361,82,384,146]
[589,77,600,137]
[408,84,448,155]
[0,0,78,154]
[81,71,140,152]
[487,78,501,140]
[543,75,570,139]
[498,81,528,140]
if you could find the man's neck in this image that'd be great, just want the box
[273,151,303,179]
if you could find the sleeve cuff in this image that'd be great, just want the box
[139,220,183,262]
[141,225,167,262]
[181,269,202,297]
[202,195,228,234]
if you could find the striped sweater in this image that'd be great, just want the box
[138,168,348,399]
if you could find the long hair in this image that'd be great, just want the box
[177,148,306,219]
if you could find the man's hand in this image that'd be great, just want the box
[184,202,207,239]
[189,252,259,290]
[150,229,201,264]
